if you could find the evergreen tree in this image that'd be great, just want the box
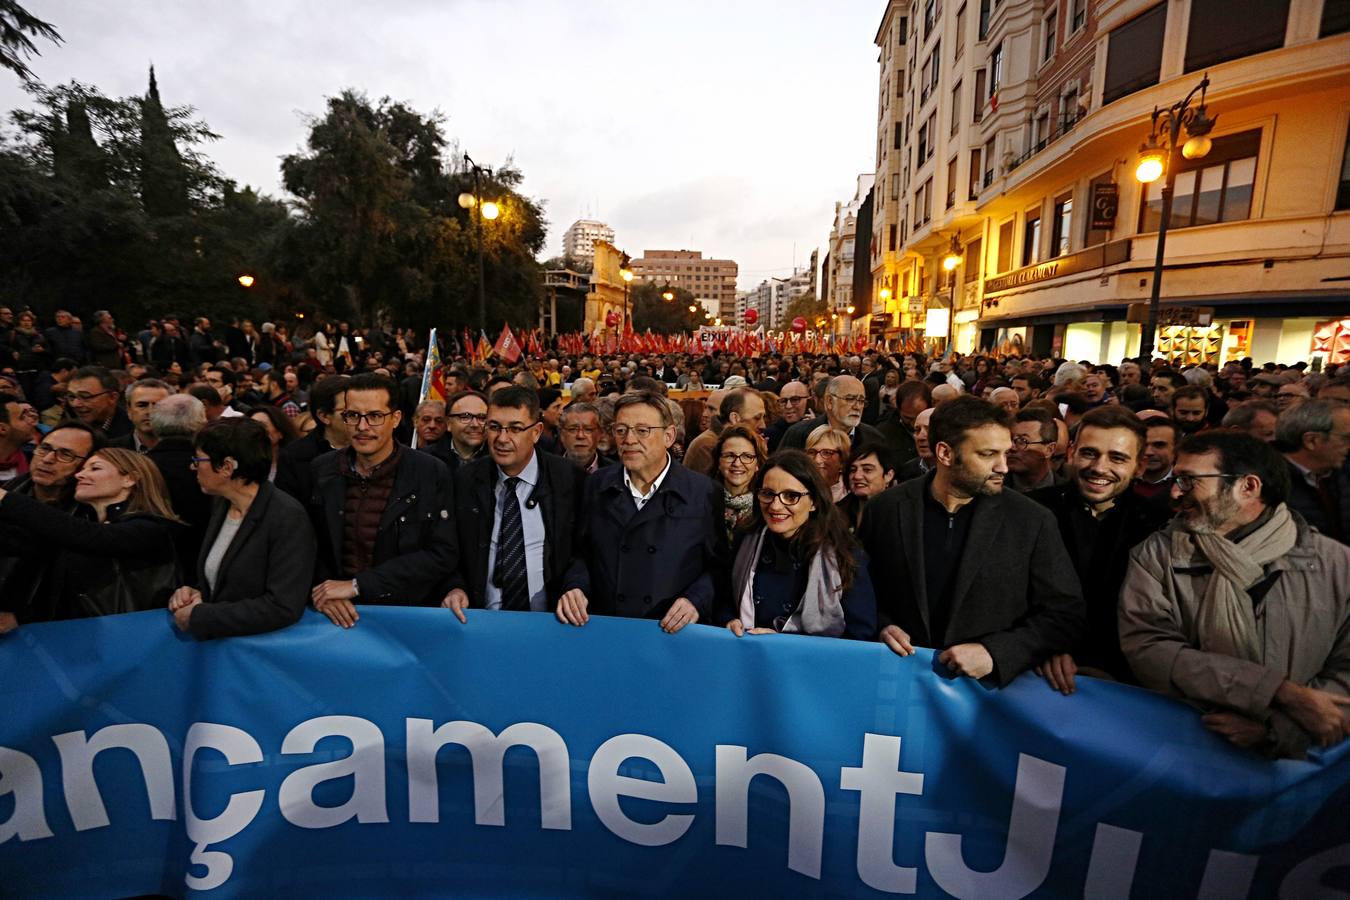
[139,66,189,217]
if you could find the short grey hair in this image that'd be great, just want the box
[415,399,446,417]
[1221,400,1278,431]
[1274,399,1338,452]
[149,393,207,438]
[124,377,173,404]
[571,376,595,396]
[612,391,674,427]
[1182,367,1213,389]
[560,401,601,425]
[1053,361,1087,387]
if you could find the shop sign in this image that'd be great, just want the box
[1090,183,1119,230]
[983,240,1129,295]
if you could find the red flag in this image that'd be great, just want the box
[493,324,522,364]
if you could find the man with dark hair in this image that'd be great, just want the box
[308,374,457,625]
[112,378,172,452]
[1120,430,1350,758]
[0,422,100,630]
[537,387,565,455]
[560,391,727,632]
[442,386,586,620]
[1030,406,1168,690]
[277,375,350,501]
[1133,417,1179,501]
[1149,368,1184,409]
[1222,400,1279,443]
[431,390,490,474]
[1170,384,1211,436]
[1275,398,1350,544]
[875,380,932,470]
[858,395,1084,686]
[65,366,132,438]
[722,388,767,439]
[261,369,301,418]
[1007,407,1061,493]
[0,393,36,482]
[204,366,244,416]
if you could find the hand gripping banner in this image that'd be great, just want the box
[1,609,1347,897]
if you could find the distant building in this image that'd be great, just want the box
[828,175,876,322]
[630,250,739,320]
[562,219,615,263]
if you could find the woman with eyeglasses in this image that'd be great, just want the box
[719,449,875,640]
[804,423,851,502]
[713,424,766,542]
[0,447,181,619]
[167,419,317,639]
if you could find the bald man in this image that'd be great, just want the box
[932,383,962,406]
[990,387,1021,415]
[780,375,885,451]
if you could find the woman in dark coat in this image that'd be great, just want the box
[721,450,876,641]
[168,418,317,639]
[0,447,181,619]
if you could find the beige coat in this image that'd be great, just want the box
[1119,510,1350,757]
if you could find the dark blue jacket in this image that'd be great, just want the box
[563,457,729,621]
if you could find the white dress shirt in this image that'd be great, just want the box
[484,452,547,611]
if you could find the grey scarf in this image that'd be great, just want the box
[732,526,846,637]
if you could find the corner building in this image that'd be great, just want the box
[869,0,1350,365]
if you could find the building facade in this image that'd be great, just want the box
[562,219,615,264]
[828,175,877,326]
[870,0,1350,365]
[629,250,740,321]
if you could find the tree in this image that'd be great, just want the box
[784,290,827,326]
[0,0,59,82]
[631,282,705,334]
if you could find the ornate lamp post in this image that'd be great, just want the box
[458,153,499,330]
[1134,75,1216,365]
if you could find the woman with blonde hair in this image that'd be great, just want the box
[804,423,851,502]
[0,447,182,619]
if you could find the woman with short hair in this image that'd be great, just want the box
[168,419,316,639]
[838,442,897,531]
[804,423,851,502]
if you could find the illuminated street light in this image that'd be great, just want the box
[688,304,697,313]
[1134,74,1216,363]
[237,274,255,288]
[879,287,892,302]
[846,305,855,315]
[942,235,962,272]
[457,192,477,209]
[661,282,675,302]
[620,268,634,283]
[480,201,500,220]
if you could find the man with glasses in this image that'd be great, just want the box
[0,393,37,483]
[559,391,728,633]
[779,375,884,451]
[431,390,489,474]
[858,396,1083,686]
[1120,430,1350,758]
[65,366,133,439]
[765,380,811,452]
[558,402,613,473]
[0,422,101,631]
[307,374,457,627]
[442,387,587,621]
[1275,399,1350,545]
[111,378,172,453]
[1007,407,1062,493]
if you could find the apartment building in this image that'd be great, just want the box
[828,175,877,322]
[561,219,615,264]
[629,250,740,321]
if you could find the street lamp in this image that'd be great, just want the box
[661,282,675,302]
[942,235,962,272]
[619,263,633,331]
[237,274,255,288]
[1134,74,1216,364]
[461,153,499,330]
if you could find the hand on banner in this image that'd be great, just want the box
[660,598,698,634]
[315,598,359,629]
[939,642,995,680]
[172,598,201,632]
[1036,653,1078,695]
[1275,681,1350,747]
[556,589,589,626]
[0,611,16,635]
[1202,712,1268,749]
[312,579,358,604]
[727,620,776,637]
[168,586,202,612]
[441,588,470,624]
[880,624,915,657]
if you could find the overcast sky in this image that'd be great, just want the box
[2,0,883,290]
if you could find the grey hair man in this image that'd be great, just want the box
[1275,399,1350,544]
[780,375,884,450]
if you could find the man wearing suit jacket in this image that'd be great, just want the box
[559,391,728,633]
[442,387,586,620]
[858,395,1084,686]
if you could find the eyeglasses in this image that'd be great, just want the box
[781,395,809,403]
[1173,473,1236,492]
[340,410,392,428]
[485,421,537,436]
[33,444,87,464]
[757,488,806,507]
[806,447,841,459]
[830,393,867,406]
[561,424,599,435]
[1011,436,1050,450]
[448,412,488,424]
[612,424,666,441]
[188,456,213,470]
[720,452,757,465]
[68,390,114,403]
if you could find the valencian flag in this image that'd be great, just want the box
[411,328,446,449]
[492,323,522,364]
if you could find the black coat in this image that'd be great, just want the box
[307,446,457,605]
[1028,481,1169,682]
[778,417,885,451]
[857,475,1085,685]
[563,458,729,621]
[0,476,77,623]
[276,428,335,503]
[147,436,217,585]
[1285,459,1349,545]
[188,483,317,639]
[450,452,587,609]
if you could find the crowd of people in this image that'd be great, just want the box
[1,303,1348,760]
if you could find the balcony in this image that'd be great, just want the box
[1005,108,1088,174]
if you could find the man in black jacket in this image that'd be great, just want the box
[1277,399,1350,544]
[559,391,728,632]
[276,375,349,502]
[307,374,457,626]
[442,387,586,620]
[1029,406,1169,690]
[146,394,213,581]
[857,395,1084,686]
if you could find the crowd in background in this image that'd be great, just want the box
[0,303,1348,761]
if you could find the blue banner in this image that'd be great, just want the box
[1,609,1347,898]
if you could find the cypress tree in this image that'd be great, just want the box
[139,65,188,216]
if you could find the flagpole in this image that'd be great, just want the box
[411,327,439,450]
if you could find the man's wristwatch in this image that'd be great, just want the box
[350,578,360,599]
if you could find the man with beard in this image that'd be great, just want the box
[1132,416,1178,502]
[858,396,1084,686]
[1170,385,1211,436]
[1120,430,1350,758]
[1030,407,1169,691]
[558,402,614,473]
[780,375,885,452]
[277,375,349,502]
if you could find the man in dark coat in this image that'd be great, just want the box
[43,310,86,363]
[145,394,213,583]
[1029,406,1169,689]
[307,374,457,623]
[442,387,586,619]
[559,391,728,632]
[779,375,884,451]
[858,395,1084,686]
[1277,399,1350,544]
[276,375,349,502]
